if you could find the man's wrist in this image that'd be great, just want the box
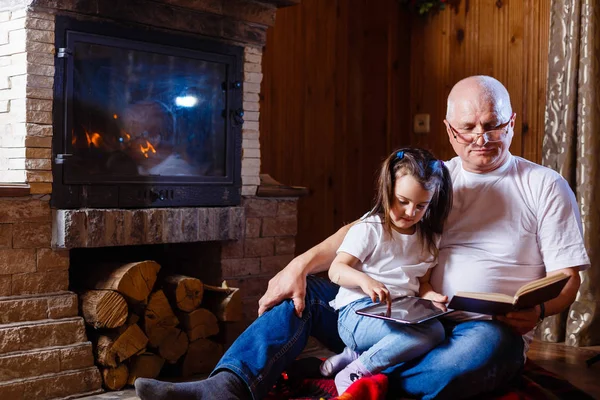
[290,253,313,276]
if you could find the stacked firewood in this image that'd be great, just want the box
[77,260,242,391]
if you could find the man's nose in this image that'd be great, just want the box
[473,133,488,146]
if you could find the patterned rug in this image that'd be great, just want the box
[265,357,595,400]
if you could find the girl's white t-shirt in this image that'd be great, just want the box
[330,214,439,310]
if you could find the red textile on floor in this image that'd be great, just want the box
[333,373,387,400]
[265,357,594,400]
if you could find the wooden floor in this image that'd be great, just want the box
[80,338,600,400]
[528,339,600,399]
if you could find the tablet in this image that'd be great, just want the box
[355,296,454,324]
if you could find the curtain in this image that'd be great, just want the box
[541,0,600,346]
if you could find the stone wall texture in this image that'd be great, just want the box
[221,197,297,324]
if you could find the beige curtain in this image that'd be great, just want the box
[541,0,600,346]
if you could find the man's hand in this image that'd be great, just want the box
[496,306,540,335]
[258,262,307,317]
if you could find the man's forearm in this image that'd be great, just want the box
[542,267,581,317]
[290,223,353,276]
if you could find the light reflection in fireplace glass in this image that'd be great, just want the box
[67,42,227,181]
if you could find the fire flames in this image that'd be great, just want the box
[86,131,102,147]
[74,125,158,160]
[140,140,157,158]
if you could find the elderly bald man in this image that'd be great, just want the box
[136,76,589,400]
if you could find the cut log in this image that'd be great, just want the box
[144,290,180,347]
[178,308,219,341]
[202,282,242,322]
[163,274,204,312]
[182,339,224,377]
[127,352,165,385]
[83,261,161,304]
[80,290,128,329]
[117,313,140,334]
[158,329,189,364]
[95,324,149,367]
[101,364,129,391]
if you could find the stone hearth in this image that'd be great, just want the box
[0,0,301,398]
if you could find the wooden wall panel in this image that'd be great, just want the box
[260,0,550,254]
[409,0,550,163]
[260,0,412,254]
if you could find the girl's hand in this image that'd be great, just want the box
[420,289,448,311]
[420,290,448,303]
[359,276,390,304]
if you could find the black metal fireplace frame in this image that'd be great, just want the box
[51,16,243,208]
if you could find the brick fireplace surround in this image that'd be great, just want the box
[0,1,301,398]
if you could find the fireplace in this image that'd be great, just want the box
[52,17,243,208]
[0,1,301,398]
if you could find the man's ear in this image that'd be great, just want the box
[509,112,517,129]
[443,120,453,142]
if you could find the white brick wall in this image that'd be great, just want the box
[0,8,54,187]
[0,8,26,183]
[242,46,263,196]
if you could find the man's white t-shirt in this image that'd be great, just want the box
[330,214,439,310]
[431,154,590,325]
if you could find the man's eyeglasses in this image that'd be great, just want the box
[446,117,513,145]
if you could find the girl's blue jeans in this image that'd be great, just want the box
[213,275,524,400]
[337,297,445,374]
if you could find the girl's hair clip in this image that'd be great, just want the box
[428,159,443,170]
[396,151,404,159]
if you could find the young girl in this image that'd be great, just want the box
[323,147,453,395]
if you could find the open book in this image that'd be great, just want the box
[447,273,570,315]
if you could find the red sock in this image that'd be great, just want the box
[333,373,388,400]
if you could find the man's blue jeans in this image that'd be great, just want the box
[338,297,445,374]
[214,276,524,400]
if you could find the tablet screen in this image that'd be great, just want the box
[355,296,453,324]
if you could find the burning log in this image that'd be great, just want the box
[144,290,180,347]
[178,308,219,342]
[202,282,243,322]
[83,261,161,304]
[127,352,165,385]
[80,290,128,329]
[163,275,204,312]
[101,364,129,391]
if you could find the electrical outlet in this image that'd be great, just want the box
[414,113,430,133]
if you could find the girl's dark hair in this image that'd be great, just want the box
[367,147,453,259]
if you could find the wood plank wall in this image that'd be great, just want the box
[260,0,551,254]
[409,0,551,163]
[260,0,412,254]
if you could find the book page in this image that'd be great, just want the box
[515,273,569,297]
[453,291,514,304]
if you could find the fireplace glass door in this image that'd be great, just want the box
[53,18,243,208]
